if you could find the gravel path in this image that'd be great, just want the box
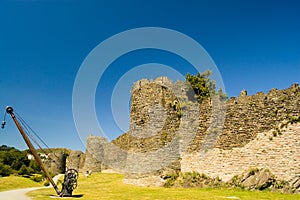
[0,187,43,200]
[0,174,64,200]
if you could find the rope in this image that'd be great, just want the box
[14,111,62,162]
[3,111,7,121]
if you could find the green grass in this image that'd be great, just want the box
[0,175,42,192]
[27,173,300,200]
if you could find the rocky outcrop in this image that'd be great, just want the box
[289,175,300,194]
[165,168,299,193]
[240,169,275,190]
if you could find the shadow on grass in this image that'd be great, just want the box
[49,194,84,198]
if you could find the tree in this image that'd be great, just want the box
[29,160,41,173]
[0,163,12,177]
[18,164,28,175]
[186,70,215,103]
[0,145,31,176]
[186,71,227,103]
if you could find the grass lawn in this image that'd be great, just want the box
[27,173,300,200]
[0,175,42,192]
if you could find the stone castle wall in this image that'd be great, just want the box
[83,136,106,173]
[187,83,300,152]
[182,123,300,182]
[83,77,300,185]
[42,151,67,174]
[39,149,84,175]
[180,82,300,182]
[217,83,300,150]
[66,150,85,172]
[112,77,182,153]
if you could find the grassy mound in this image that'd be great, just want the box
[0,175,42,192]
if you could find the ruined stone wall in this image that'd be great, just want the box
[113,78,299,152]
[66,150,85,172]
[217,83,300,149]
[181,123,300,182]
[84,77,192,175]
[181,83,300,182]
[83,135,110,173]
[42,151,66,174]
[112,77,182,153]
[31,149,85,175]
[188,83,300,152]
[84,78,300,185]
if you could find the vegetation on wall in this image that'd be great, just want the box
[164,171,223,188]
[164,168,296,194]
[185,70,227,103]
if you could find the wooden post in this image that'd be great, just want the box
[6,106,61,195]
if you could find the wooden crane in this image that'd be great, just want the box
[4,106,78,197]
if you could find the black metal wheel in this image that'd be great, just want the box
[64,169,78,191]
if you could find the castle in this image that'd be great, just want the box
[62,77,300,189]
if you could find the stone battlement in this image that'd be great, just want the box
[84,77,300,186]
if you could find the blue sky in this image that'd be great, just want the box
[0,0,299,151]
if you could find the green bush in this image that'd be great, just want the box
[164,172,221,188]
[0,163,12,177]
[164,173,179,188]
[0,145,34,176]
[186,71,227,103]
[43,179,50,186]
[274,180,288,189]
[18,164,28,175]
[230,175,244,188]
[29,160,41,173]
[30,174,44,182]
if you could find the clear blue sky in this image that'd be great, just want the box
[0,0,299,151]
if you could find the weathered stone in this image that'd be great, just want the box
[66,150,84,172]
[83,78,300,189]
[42,151,67,175]
[182,123,300,183]
[83,136,107,173]
[290,175,300,190]
[242,169,275,190]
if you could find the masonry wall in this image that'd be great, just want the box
[42,152,66,174]
[83,136,105,173]
[181,83,300,182]
[84,78,300,184]
[181,123,300,182]
[66,150,85,172]
[188,83,300,152]
[112,77,188,152]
